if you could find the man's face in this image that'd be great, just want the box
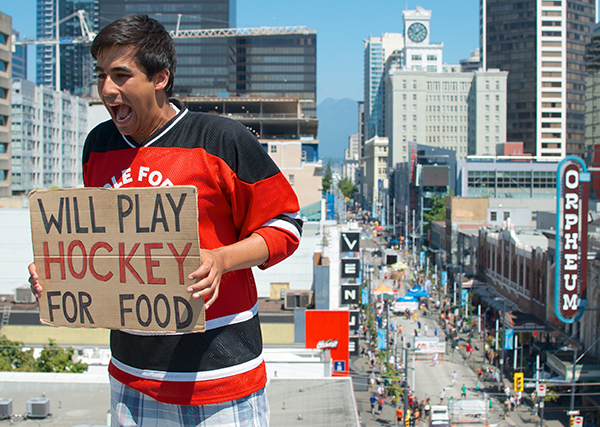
[95,46,169,143]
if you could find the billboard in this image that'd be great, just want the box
[305,310,349,377]
[555,157,589,323]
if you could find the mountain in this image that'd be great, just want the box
[316,98,359,162]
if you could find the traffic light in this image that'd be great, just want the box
[514,372,524,392]
[570,416,574,427]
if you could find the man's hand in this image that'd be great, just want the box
[186,233,269,310]
[28,263,42,300]
[187,249,225,309]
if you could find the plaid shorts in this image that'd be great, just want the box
[110,377,270,427]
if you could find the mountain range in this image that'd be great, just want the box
[316,98,359,163]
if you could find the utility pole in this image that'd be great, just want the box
[501,299,507,377]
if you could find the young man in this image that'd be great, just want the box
[29,14,302,426]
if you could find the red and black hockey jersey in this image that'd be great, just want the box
[82,99,303,405]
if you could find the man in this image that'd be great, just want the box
[451,370,458,386]
[29,14,302,426]
[461,384,467,399]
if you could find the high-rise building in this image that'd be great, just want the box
[10,79,88,194]
[585,23,600,198]
[36,0,98,94]
[0,13,11,197]
[384,6,508,165]
[99,0,234,97]
[234,32,317,118]
[363,32,404,141]
[481,0,595,159]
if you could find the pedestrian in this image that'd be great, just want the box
[378,397,384,415]
[503,397,510,419]
[451,371,458,386]
[370,394,377,414]
[397,407,404,425]
[516,390,522,407]
[424,324,428,335]
[439,388,446,404]
[434,327,438,336]
[488,396,494,412]
[509,394,515,410]
[432,352,439,366]
[29,13,303,426]
[418,320,422,330]
[476,380,482,395]
[461,384,467,399]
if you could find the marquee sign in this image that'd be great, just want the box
[555,156,589,323]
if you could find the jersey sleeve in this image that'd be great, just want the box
[214,119,303,268]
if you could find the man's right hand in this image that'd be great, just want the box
[28,263,42,300]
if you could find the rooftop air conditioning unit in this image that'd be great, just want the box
[284,290,312,310]
[0,398,12,419]
[15,285,35,303]
[26,397,50,418]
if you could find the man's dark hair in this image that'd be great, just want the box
[91,14,177,97]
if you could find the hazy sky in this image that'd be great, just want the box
[2,0,480,103]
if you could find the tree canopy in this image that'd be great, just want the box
[337,177,357,199]
[0,336,88,373]
[321,162,333,194]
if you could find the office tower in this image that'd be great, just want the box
[481,0,595,159]
[11,30,27,80]
[36,0,98,94]
[585,23,600,198]
[384,6,507,165]
[0,13,11,197]
[364,32,404,141]
[234,32,317,118]
[99,0,234,97]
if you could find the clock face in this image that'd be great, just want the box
[408,22,427,43]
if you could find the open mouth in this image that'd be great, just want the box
[109,104,133,123]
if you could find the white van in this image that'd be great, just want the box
[429,404,451,427]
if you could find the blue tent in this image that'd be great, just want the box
[396,295,418,302]
[406,285,429,299]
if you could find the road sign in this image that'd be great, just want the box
[574,416,583,427]
[567,410,580,416]
[537,383,546,397]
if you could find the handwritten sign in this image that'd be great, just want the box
[29,186,204,332]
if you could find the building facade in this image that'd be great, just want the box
[385,69,508,165]
[10,79,87,194]
[456,157,559,198]
[11,30,27,80]
[585,23,600,199]
[362,136,389,218]
[481,0,595,159]
[0,13,11,197]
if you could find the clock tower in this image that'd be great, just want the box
[401,6,443,72]
[403,6,431,46]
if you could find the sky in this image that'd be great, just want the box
[1,0,480,103]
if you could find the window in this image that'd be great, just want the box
[288,174,294,186]
[412,55,422,61]
[427,55,437,61]
[270,145,277,153]
[504,211,510,220]
[490,211,497,221]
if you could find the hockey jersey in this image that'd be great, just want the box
[82,99,303,405]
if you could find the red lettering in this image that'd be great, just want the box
[167,242,192,285]
[119,243,144,284]
[43,241,65,280]
[145,243,166,285]
[67,240,87,279]
[89,242,114,282]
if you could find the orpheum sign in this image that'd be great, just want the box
[555,157,589,323]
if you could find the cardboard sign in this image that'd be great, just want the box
[29,186,205,333]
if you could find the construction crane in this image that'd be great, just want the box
[12,9,96,91]
[11,9,313,91]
